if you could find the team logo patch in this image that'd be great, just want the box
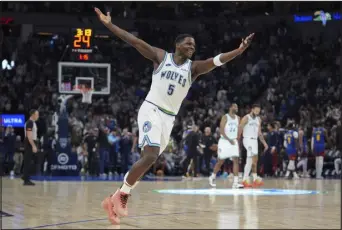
[218,148,222,153]
[248,146,252,151]
[143,121,152,133]
[59,138,68,149]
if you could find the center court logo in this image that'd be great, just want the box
[57,153,69,165]
[153,189,319,196]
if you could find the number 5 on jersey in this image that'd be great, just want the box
[167,84,175,95]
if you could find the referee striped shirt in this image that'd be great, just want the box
[25,119,38,141]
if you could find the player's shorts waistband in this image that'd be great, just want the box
[144,100,176,116]
[243,137,258,140]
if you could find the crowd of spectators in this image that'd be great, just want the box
[1,3,341,178]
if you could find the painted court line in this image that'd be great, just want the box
[28,210,208,229]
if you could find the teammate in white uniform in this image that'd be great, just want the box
[209,103,244,188]
[238,104,268,187]
[95,7,255,225]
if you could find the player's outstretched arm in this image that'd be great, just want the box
[191,33,254,80]
[95,7,165,65]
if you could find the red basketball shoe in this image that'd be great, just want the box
[111,189,130,217]
[101,197,120,225]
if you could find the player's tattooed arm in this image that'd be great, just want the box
[191,33,254,80]
[258,118,269,151]
[95,7,165,65]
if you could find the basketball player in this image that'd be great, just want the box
[297,125,309,178]
[238,104,268,188]
[209,103,244,189]
[284,123,300,179]
[312,122,330,179]
[95,7,254,224]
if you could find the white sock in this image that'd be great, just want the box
[334,158,341,173]
[233,176,238,183]
[303,158,308,174]
[120,182,132,194]
[211,173,216,179]
[243,157,252,181]
[317,156,324,177]
[252,173,257,181]
[288,160,295,171]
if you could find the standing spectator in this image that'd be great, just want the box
[120,128,133,174]
[83,128,99,176]
[12,135,24,176]
[4,125,16,174]
[183,125,201,177]
[201,127,217,176]
[98,126,110,177]
[108,129,120,176]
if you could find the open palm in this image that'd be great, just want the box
[239,33,255,50]
[94,7,111,25]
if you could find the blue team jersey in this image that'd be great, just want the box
[285,130,297,154]
[312,127,325,152]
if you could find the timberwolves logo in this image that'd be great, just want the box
[59,138,67,149]
[143,121,152,133]
[57,153,69,165]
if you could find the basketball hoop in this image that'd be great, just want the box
[73,85,93,104]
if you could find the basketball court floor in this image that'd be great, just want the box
[2,176,341,229]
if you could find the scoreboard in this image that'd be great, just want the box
[70,28,94,61]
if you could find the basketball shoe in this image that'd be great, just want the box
[111,189,130,217]
[209,175,216,187]
[242,180,252,188]
[101,197,120,225]
[252,177,264,187]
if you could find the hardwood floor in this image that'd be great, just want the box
[2,177,341,229]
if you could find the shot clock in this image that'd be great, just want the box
[71,28,94,61]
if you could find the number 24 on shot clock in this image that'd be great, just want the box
[73,28,92,49]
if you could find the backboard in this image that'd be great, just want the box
[58,62,111,95]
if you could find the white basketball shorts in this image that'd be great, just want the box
[217,138,239,160]
[138,101,175,155]
[243,137,258,157]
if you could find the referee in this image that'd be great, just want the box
[23,109,39,186]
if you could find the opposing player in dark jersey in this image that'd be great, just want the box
[312,122,330,179]
[284,123,300,179]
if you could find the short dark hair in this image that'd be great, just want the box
[29,109,37,116]
[268,122,276,129]
[252,104,261,109]
[174,34,194,45]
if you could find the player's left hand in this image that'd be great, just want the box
[239,33,255,51]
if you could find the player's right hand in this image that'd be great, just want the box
[94,7,111,26]
[227,138,235,145]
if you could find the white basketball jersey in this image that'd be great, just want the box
[223,114,239,139]
[145,52,192,114]
[243,114,260,138]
